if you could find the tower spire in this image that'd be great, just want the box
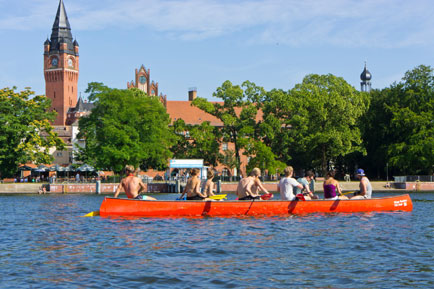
[53,0,71,30]
[44,0,80,126]
[49,0,75,55]
[360,61,372,92]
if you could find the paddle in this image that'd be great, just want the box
[295,193,306,201]
[341,191,356,196]
[209,194,227,200]
[82,210,100,217]
[260,193,274,200]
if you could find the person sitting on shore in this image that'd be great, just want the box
[114,165,156,200]
[202,169,216,198]
[38,185,46,194]
[237,168,272,200]
[323,170,348,200]
[278,166,303,201]
[294,170,318,200]
[179,168,209,201]
[350,169,372,199]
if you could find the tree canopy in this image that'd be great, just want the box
[0,87,64,177]
[192,80,285,175]
[268,74,370,174]
[360,65,434,175]
[77,83,175,173]
[171,119,222,167]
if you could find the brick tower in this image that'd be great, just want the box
[44,0,79,125]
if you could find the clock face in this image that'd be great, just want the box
[139,76,147,84]
[68,58,73,67]
[51,58,58,67]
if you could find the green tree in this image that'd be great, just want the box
[77,83,175,173]
[0,87,64,177]
[381,65,433,174]
[193,80,283,175]
[357,88,394,178]
[244,141,286,175]
[282,74,370,174]
[360,65,434,176]
[171,119,222,167]
[261,88,296,167]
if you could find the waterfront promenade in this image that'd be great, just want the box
[0,181,432,194]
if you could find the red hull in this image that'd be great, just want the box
[99,194,413,217]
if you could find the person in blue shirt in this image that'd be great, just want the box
[295,170,318,200]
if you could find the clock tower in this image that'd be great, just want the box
[44,0,79,125]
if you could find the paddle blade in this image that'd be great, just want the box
[209,194,227,200]
[342,191,355,196]
[296,194,306,201]
[82,210,100,217]
[261,193,274,200]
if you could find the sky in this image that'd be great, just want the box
[1,0,434,101]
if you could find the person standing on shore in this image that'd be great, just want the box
[114,165,156,200]
[350,169,372,199]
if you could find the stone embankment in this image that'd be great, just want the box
[0,181,433,194]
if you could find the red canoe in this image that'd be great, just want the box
[99,194,413,217]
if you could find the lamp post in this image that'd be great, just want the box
[386,163,389,182]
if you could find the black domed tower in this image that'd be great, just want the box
[360,62,372,92]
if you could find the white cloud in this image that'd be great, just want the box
[1,0,433,48]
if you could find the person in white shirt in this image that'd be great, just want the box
[350,168,373,199]
[277,166,303,201]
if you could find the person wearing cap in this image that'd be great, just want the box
[351,169,372,199]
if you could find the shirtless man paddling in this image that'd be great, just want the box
[114,165,156,200]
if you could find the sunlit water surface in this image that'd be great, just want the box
[0,192,433,288]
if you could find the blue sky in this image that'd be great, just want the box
[1,0,433,101]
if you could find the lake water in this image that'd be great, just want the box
[0,192,433,288]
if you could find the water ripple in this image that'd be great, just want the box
[0,192,433,288]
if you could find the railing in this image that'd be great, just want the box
[394,175,434,182]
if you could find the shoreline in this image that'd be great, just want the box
[0,181,433,194]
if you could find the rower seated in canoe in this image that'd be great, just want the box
[114,165,157,200]
[236,168,273,200]
[323,170,348,200]
[179,168,212,201]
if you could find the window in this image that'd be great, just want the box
[185,131,190,138]
[222,168,229,177]
[56,152,63,157]
[222,143,228,151]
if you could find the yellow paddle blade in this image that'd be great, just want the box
[209,194,227,200]
[342,191,355,196]
[82,210,100,217]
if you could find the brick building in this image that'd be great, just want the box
[43,1,254,176]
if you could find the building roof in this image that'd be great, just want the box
[48,0,77,55]
[68,97,95,113]
[360,63,372,81]
[165,100,263,126]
